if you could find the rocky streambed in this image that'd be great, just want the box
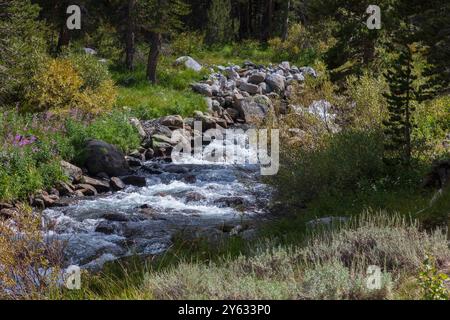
[42,141,272,271]
[24,59,328,271]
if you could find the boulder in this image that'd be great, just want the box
[248,72,266,85]
[76,184,98,196]
[110,177,126,191]
[83,140,130,177]
[80,175,111,193]
[192,83,212,96]
[56,181,75,196]
[60,160,83,182]
[239,82,260,94]
[174,56,202,72]
[121,175,147,187]
[235,95,273,124]
[159,115,184,129]
[129,118,146,139]
[265,74,285,93]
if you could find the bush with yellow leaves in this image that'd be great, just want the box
[25,57,116,115]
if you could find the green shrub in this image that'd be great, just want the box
[171,32,205,56]
[418,254,449,300]
[272,130,386,203]
[65,111,141,157]
[67,53,111,90]
[345,72,388,130]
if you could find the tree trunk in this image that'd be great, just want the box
[125,0,136,70]
[281,0,291,41]
[56,23,71,53]
[261,0,273,42]
[146,32,161,84]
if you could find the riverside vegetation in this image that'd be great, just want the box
[0,0,449,300]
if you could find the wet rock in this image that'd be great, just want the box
[183,174,197,184]
[84,140,130,177]
[81,176,111,193]
[102,213,130,222]
[95,221,122,235]
[75,184,98,196]
[125,156,143,167]
[60,160,83,183]
[145,148,155,160]
[214,196,247,208]
[121,175,147,187]
[185,192,206,203]
[110,177,125,191]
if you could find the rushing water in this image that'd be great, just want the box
[43,134,272,270]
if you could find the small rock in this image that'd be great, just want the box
[76,184,98,196]
[80,176,111,193]
[110,177,125,191]
[60,160,83,183]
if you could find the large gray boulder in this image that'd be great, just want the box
[174,56,202,72]
[235,95,273,124]
[248,72,266,85]
[83,140,130,177]
[192,83,212,96]
[265,74,285,93]
[239,82,260,95]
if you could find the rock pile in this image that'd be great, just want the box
[191,60,318,125]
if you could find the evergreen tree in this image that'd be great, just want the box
[205,0,234,45]
[382,45,421,166]
[136,0,189,84]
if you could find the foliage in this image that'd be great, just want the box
[170,32,205,56]
[0,112,67,201]
[0,205,63,299]
[345,72,388,130]
[0,0,48,105]
[65,212,449,300]
[205,0,235,45]
[268,23,321,66]
[418,255,449,300]
[272,130,386,204]
[383,45,422,167]
[25,58,117,115]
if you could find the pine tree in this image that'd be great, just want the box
[136,0,190,84]
[205,0,234,45]
[382,45,421,167]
